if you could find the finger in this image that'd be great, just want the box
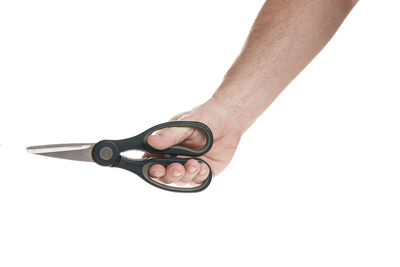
[148,164,166,179]
[142,152,161,159]
[146,126,194,150]
[179,159,201,184]
[142,152,171,159]
[180,129,208,150]
[159,162,185,184]
[192,163,210,185]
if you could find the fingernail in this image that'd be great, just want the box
[152,171,162,178]
[200,169,207,175]
[188,166,197,173]
[173,170,183,177]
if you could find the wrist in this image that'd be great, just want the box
[211,76,283,133]
[202,94,247,135]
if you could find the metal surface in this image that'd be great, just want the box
[99,147,113,160]
[26,143,95,162]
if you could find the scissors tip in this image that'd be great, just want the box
[26,146,37,152]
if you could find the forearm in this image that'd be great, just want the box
[212,0,358,133]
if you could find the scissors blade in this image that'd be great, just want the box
[26,143,95,162]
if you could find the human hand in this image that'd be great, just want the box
[145,98,243,186]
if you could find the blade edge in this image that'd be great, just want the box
[26,143,95,162]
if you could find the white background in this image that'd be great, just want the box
[0,1,399,266]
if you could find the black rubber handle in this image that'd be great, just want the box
[115,157,212,193]
[91,121,214,192]
[116,121,213,156]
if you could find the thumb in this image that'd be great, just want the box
[146,126,194,150]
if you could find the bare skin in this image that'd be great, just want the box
[146,0,359,185]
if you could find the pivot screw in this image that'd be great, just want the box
[99,147,113,160]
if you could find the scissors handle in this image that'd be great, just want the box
[116,157,212,193]
[91,121,213,193]
[118,121,213,156]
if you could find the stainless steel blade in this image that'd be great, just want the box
[26,143,95,162]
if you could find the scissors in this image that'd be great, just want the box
[26,121,213,193]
